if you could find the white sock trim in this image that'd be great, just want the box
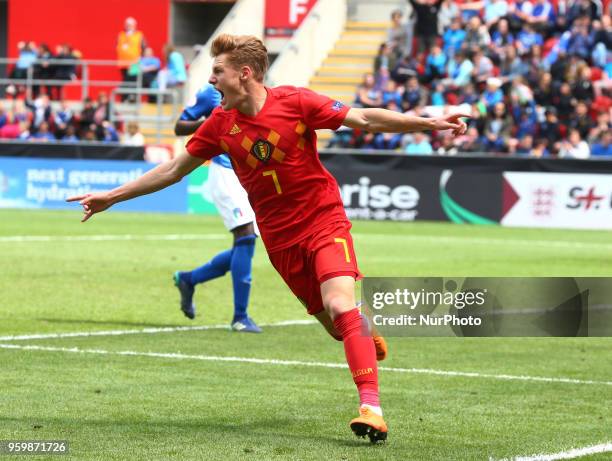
[361,404,383,416]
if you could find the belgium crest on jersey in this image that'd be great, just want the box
[251,139,273,162]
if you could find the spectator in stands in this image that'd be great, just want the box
[490,18,515,60]
[28,121,55,141]
[355,73,383,108]
[116,17,146,85]
[156,44,187,94]
[509,76,535,107]
[374,43,397,80]
[390,53,419,84]
[591,15,611,66]
[588,111,611,141]
[552,81,577,122]
[52,44,79,100]
[571,66,595,104]
[464,16,491,50]
[443,17,467,58]
[539,107,563,154]
[566,0,600,26]
[10,41,37,80]
[431,82,447,105]
[122,121,145,146]
[402,76,428,111]
[140,47,161,98]
[33,43,54,98]
[425,45,447,82]
[404,131,434,154]
[471,49,495,85]
[483,102,514,151]
[409,0,442,53]
[527,0,555,35]
[443,50,475,87]
[101,121,120,143]
[456,126,486,152]
[53,100,73,139]
[530,138,551,157]
[534,72,554,106]
[516,24,544,55]
[29,94,52,130]
[438,0,460,34]
[499,45,529,82]
[591,131,612,156]
[461,82,480,104]
[93,92,111,125]
[513,134,535,155]
[569,18,595,61]
[508,0,535,31]
[569,100,594,137]
[381,80,403,106]
[484,0,510,28]
[559,128,591,158]
[78,98,96,135]
[61,125,79,142]
[481,77,504,109]
[387,9,412,59]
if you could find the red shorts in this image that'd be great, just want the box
[268,222,362,315]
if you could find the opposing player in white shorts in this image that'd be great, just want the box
[173,83,260,332]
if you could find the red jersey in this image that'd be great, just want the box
[186,86,351,252]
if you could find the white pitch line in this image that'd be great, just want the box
[0,343,610,386]
[0,234,227,242]
[0,233,610,251]
[353,234,612,251]
[0,319,317,342]
[494,442,612,461]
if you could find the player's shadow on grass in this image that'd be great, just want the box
[0,416,373,448]
[36,318,186,328]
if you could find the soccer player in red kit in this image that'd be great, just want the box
[68,34,468,443]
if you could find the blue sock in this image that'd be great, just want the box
[230,234,256,321]
[188,248,232,285]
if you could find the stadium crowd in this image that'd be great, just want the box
[329,0,612,157]
[1,15,187,145]
[0,92,144,145]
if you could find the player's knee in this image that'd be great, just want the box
[323,293,354,320]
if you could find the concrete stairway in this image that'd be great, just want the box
[308,21,388,148]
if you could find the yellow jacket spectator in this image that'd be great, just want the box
[116,17,146,73]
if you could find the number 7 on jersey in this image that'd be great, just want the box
[262,170,282,194]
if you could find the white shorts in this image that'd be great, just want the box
[208,161,257,232]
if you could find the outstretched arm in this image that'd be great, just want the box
[67,152,204,222]
[343,108,469,136]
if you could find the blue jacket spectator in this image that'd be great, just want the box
[443,18,466,57]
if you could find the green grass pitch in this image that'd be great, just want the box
[0,209,610,460]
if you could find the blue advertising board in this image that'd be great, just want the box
[0,157,190,213]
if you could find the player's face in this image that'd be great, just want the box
[209,54,242,111]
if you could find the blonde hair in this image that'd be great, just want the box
[210,34,269,82]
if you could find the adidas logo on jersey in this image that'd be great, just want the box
[229,124,241,135]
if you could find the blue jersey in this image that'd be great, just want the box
[180,84,232,168]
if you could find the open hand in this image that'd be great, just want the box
[66,192,113,222]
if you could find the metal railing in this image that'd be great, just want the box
[1,57,182,145]
[0,57,144,103]
[109,87,181,145]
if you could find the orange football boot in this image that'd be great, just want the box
[372,334,387,361]
[350,406,388,443]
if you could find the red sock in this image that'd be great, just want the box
[333,308,380,408]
